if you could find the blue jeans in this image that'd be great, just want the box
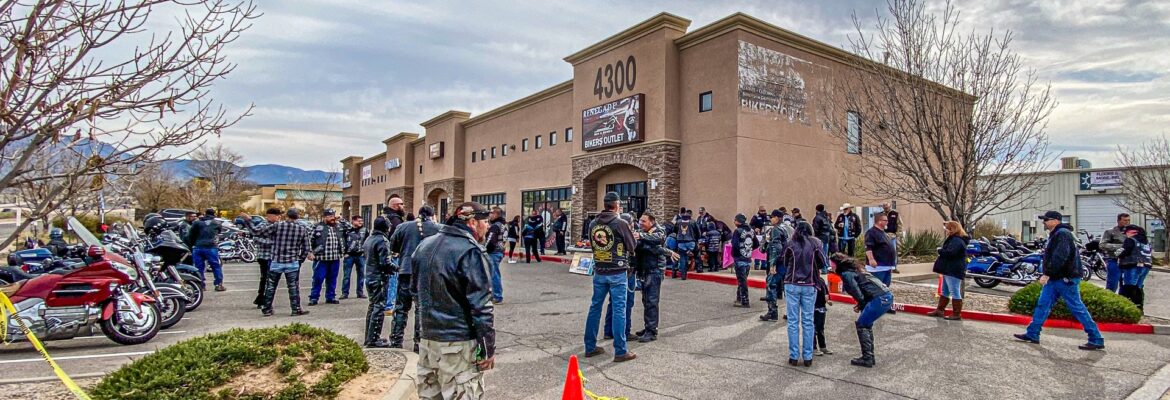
[191,247,223,286]
[734,260,751,304]
[675,242,696,277]
[872,270,893,286]
[857,292,894,328]
[1106,259,1121,292]
[385,272,399,311]
[1122,267,1150,287]
[488,252,504,302]
[941,275,963,300]
[604,273,636,338]
[341,255,365,297]
[309,259,340,302]
[584,273,629,356]
[765,268,785,303]
[785,284,816,361]
[1023,279,1104,345]
[1137,266,1151,288]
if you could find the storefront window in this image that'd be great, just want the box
[471,193,506,211]
[522,187,571,232]
[605,181,647,217]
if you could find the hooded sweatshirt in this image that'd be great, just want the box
[588,210,636,275]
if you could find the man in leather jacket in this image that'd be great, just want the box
[583,192,638,363]
[383,197,407,313]
[1100,213,1130,292]
[1015,211,1104,351]
[362,216,397,348]
[340,215,368,299]
[812,204,833,256]
[414,202,496,399]
[187,208,225,291]
[309,209,345,306]
[485,208,507,303]
[387,205,441,351]
[633,213,674,343]
[239,208,280,307]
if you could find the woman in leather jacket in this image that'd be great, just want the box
[831,252,894,368]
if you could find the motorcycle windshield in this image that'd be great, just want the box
[67,217,102,248]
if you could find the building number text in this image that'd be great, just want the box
[593,56,636,100]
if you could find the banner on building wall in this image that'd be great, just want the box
[581,93,644,151]
[738,41,822,126]
[1079,170,1122,190]
[385,158,401,170]
[361,165,372,180]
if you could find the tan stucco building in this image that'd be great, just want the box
[341,12,948,238]
[244,184,342,217]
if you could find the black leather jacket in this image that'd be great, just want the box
[186,216,221,249]
[634,224,667,275]
[363,231,397,275]
[840,269,891,304]
[388,217,442,275]
[311,221,345,261]
[414,225,496,357]
[345,225,368,256]
[588,211,636,275]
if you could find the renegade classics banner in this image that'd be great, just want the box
[581,93,644,151]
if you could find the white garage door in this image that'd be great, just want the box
[1076,195,1126,235]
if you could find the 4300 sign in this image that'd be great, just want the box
[593,56,636,100]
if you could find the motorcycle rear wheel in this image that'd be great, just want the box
[101,302,161,345]
[973,277,1000,288]
[240,249,256,263]
[1093,262,1108,280]
[158,296,187,330]
[179,274,204,312]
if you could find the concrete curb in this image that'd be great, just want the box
[380,349,419,400]
[1127,360,1170,400]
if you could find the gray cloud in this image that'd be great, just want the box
[193,1,1167,170]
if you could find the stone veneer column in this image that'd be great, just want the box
[385,187,415,214]
[571,141,681,240]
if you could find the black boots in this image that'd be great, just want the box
[1120,285,1145,310]
[851,326,875,368]
[364,272,388,347]
[760,302,779,321]
[926,297,949,317]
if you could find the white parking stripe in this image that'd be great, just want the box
[0,350,154,364]
[74,331,186,340]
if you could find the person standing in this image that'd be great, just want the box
[812,274,833,356]
[186,208,225,291]
[864,213,897,288]
[672,212,698,280]
[340,215,368,300]
[750,206,769,271]
[382,198,407,314]
[604,213,638,340]
[239,209,280,308]
[832,253,894,368]
[761,209,789,321]
[506,215,521,264]
[634,213,673,343]
[552,209,568,255]
[485,208,507,303]
[242,208,312,317]
[1014,211,1105,351]
[583,192,638,363]
[1118,225,1152,310]
[783,222,826,367]
[522,210,543,263]
[696,206,712,228]
[414,202,497,399]
[387,206,441,351]
[308,209,345,306]
[928,221,970,320]
[882,203,901,274]
[702,222,722,273]
[1100,213,1130,293]
[835,204,861,257]
[792,208,805,224]
[730,214,757,308]
[530,209,547,256]
[362,216,396,348]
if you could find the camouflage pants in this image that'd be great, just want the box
[418,339,485,400]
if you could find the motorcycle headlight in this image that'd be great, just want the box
[110,261,139,281]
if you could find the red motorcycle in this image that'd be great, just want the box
[0,217,160,345]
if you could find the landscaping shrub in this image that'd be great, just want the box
[898,230,943,258]
[1008,282,1142,324]
[90,323,368,400]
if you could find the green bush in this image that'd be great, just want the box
[898,230,944,258]
[1008,282,1142,324]
[971,220,1008,241]
[90,323,368,400]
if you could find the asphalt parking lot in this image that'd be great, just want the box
[1,260,1168,399]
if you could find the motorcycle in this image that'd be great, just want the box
[109,223,190,329]
[140,228,205,313]
[0,217,161,345]
[217,230,256,264]
[965,239,1046,289]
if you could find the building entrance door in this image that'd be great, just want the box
[605,181,647,218]
[627,196,647,218]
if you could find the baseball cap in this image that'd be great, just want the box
[770,209,784,218]
[735,213,747,224]
[322,208,336,217]
[455,202,490,221]
[1038,211,1063,221]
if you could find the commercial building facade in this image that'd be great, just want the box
[340,12,947,238]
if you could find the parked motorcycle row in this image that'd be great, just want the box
[0,216,208,347]
[965,231,1104,289]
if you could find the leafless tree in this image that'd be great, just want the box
[1115,137,1170,263]
[176,143,252,211]
[0,0,258,248]
[129,162,180,213]
[821,0,1055,229]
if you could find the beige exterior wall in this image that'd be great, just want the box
[676,31,740,221]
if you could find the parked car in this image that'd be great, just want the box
[159,208,196,222]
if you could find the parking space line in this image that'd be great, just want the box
[0,351,154,364]
[74,331,186,340]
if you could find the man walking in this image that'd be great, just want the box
[309,209,345,306]
[1014,211,1105,351]
[1100,213,1129,293]
[731,214,757,308]
[415,202,497,399]
[388,206,442,351]
[241,208,311,317]
[239,209,279,307]
[485,208,507,303]
[552,209,568,255]
[340,215,368,300]
[186,208,225,291]
[362,216,396,348]
[835,204,861,256]
[761,209,789,321]
[882,202,901,274]
[583,192,638,362]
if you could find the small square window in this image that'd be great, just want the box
[566,127,574,142]
[699,91,713,112]
[536,135,543,149]
[551,132,557,146]
[491,147,496,159]
[522,138,529,152]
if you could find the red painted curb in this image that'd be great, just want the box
[661,270,1155,335]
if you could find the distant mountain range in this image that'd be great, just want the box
[161,160,334,185]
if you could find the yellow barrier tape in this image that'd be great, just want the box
[578,370,629,400]
[0,292,92,400]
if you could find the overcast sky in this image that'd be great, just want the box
[198,0,1168,171]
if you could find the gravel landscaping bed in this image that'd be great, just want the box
[886,281,1170,325]
[0,377,100,400]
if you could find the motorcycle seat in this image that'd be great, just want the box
[0,280,27,297]
[991,253,1019,264]
[2,266,37,281]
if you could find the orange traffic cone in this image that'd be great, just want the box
[562,355,585,400]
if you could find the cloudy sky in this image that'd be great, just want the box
[197,0,1168,171]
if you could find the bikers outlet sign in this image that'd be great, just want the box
[581,93,644,151]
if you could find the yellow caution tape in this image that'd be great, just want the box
[578,370,629,400]
[0,292,92,400]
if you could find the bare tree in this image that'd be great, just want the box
[822,0,1055,229]
[178,143,252,211]
[0,1,258,248]
[284,169,341,221]
[129,162,180,213]
[1115,137,1170,263]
